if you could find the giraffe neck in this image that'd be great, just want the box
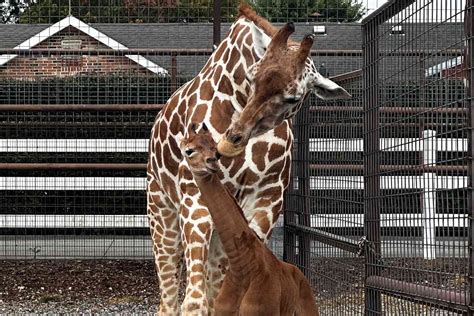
[197,18,258,113]
[194,173,258,274]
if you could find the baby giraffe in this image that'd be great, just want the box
[181,123,319,316]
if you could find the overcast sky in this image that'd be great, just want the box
[362,0,466,22]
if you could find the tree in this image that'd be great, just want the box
[19,0,126,23]
[253,0,365,23]
[18,0,236,23]
[1,0,26,24]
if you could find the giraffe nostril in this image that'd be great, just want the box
[206,157,217,163]
[229,134,242,145]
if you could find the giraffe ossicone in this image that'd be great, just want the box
[217,20,351,158]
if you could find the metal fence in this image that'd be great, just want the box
[284,0,473,314]
[1,0,473,314]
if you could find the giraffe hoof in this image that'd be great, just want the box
[217,139,245,158]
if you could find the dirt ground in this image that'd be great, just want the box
[0,260,165,314]
[0,258,468,314]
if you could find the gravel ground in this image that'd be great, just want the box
[0,258,468,314]
[0,260,168,314]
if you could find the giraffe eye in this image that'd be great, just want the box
[284,97,300,104]
[185,149,195,156]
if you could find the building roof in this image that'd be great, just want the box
[0,16,168,76]
[0,21,465,77]
[426,56,463,77]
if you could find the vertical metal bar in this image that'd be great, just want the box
[171,52,177,93]
[296,103,311,277]
[466,1,474,314]
[363,19,382,316]
[213,0,222,49]
[283,181,296,263]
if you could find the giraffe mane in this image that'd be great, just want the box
[237,3,299,47]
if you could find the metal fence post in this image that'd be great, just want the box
[285,102,312,276]
[466,1,474,314]
[213,0,221,49]
[422,130,437,260]
[363,19,382,316]
[171,52,177,93]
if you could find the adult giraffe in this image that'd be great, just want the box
[147,4,350,315]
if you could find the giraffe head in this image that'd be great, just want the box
[217,21,351,157]
[181,123,221,178]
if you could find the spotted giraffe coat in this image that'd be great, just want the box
[147,17,292,315]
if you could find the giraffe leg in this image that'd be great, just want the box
[147,181,182,316]
[207,232,228,312]
[180,190,213,316]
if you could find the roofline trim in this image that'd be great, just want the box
[0,16,168,76]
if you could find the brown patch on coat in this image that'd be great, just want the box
[235,90,247,109]
[268,143,286,161]
[251,141,268,172]
[190,104,208,125]
[190,231,205,244]
[210,98,233,134]
[186,185,199,197]
[162,144,178,175]
[233,63,246,86]
[200,80,214,101]
[254,211,270,234]
[228,156,245,178]
[169,114,181,135]
[242,46,254,68]
[188,94,197,108]
[236,169,260,185]
[255,198,272,209]
[170,139,182,160]
[191,208,210,221]
[256,186,281,199]
[266,159,285,176]
[160,172,179,204]
[229,24,245,43]
[274,122,288,140]
[197,222,211,234]
[214,43,226,62]
[159,121,168,143]
[188,76,201,94]
[223,48,230,64]
[218,75,233,95]
[184,198,193,207]
[226,47,240,73]
[213,65,223,86]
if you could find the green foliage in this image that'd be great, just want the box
[20,0,125,23]
[1,0,26,23]
[16,0,364,24]
[18,0,236,23]
[253,0,365,22]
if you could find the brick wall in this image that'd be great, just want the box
[0,27,152,79]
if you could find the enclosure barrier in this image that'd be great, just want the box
[1,1,473,314]
[283,0,473,315]
[362,0,472,314]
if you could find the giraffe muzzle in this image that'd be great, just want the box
[217,138,246,158]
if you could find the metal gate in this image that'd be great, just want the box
[284,0,473,314]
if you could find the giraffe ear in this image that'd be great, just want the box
[251,22,271,60]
